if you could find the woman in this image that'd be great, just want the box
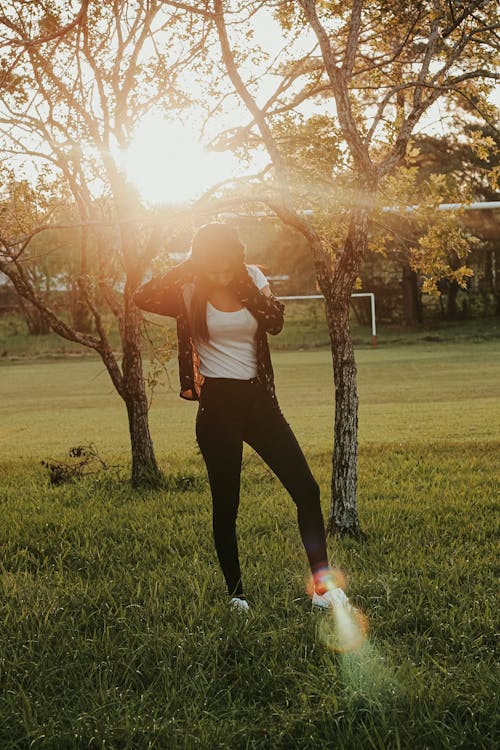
[134,223,351,614]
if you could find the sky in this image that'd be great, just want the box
[122,6,499,206]
[2,4,498,208]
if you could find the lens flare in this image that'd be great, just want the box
[307,567,369,653]
[308,573,399,707]
[306,567,347,597]
[337,641,402,707]
[317,604,369,653]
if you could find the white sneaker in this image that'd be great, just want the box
[312,586,354,612]
[229,597,250,614]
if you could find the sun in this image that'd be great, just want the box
[121,114,240,206]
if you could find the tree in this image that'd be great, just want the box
[409,126,500,317]
[0,178,84,333]
[0,0,206,484]
[168,0,499,536]
[353,122,500,326]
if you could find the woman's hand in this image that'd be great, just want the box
[230,265,256,298]
[133,257,195,317]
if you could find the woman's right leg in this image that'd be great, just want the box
[196,387,245,599]
[243,388,330,584]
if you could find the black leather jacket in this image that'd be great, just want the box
[133,261,285,401]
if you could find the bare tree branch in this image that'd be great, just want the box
[299,0,373,172]
[441,0,490,38]
[413,19,441,110]
[0,0,89,49]
[0,255,101,350]
[343,0,363,77]
[160,1,214,19]
[212,0,291,203]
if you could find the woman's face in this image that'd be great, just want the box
[202,257,236,288]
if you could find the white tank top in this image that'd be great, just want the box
[183,265,269,380]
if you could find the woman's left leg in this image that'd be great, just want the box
[196,384,246,599]
[243,388,329,579]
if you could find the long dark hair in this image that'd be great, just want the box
[189,223,246,342]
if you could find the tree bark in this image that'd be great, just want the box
[92,317,159,488]
[69,281,93,333]
[325,295,365,538]
[114,188,162,486]
[124,385,159,487]
[17,296,51,335]
[402,263,423,325]
[487,248,500,316]
[446,279,459,318]
[321,187,376,540]
[121,303,160,486]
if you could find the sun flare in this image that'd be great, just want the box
[121,115,240,206]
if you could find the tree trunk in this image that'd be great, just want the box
[402,263,422,325]
[324,295,366,539]
[446,279,459,318]
[488,248,500,316]
[74,226,94,333]
[124,384,159,487]
[101,171,163,487]
[69,282,93,333]
[121,275,161,487]
[320,188,376,540]
[17,297,51,335]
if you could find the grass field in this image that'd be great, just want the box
[0,327,499,749]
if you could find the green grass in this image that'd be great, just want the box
[2,340,500,458]
[1,309,499,361]
[1,333,499,748]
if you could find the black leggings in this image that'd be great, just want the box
[195,377,329,598]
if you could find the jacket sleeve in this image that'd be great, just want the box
[133,260,193,318]
[231,270,285,335]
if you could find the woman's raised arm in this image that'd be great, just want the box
[231,269,285,335]
[133,260,194,318]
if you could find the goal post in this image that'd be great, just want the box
[276,292,377,347]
